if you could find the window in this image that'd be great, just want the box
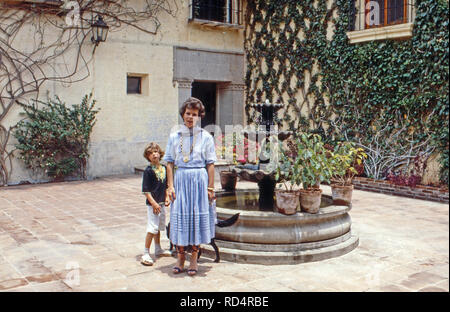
[127,76,142,94]
[347,0,415,44]
[1,0,62,8]
[193,0,226,23]
[1,1,65,15]
[127,74,149,96]
[365,0,407,28]
[189,0,243,26]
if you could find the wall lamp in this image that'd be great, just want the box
[91,15,109,46]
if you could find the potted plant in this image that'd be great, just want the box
[220,169,238,191]
[329,142,367,205]
[296,133,334,214]
[274,146,302,215]
[214,133,236,190]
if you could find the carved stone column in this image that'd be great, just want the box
[174,78,193,122]
[217,83,245,130]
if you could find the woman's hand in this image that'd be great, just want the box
[168,186,176,202]
[165,196,171,207]
[208,189,215,201]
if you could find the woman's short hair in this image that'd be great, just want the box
[143,142,164,161]
[179,97,206,118]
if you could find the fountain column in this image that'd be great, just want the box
[217,83,245,132]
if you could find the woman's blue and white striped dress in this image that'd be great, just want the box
[163,125,217,246]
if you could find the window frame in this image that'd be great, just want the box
[347,0,415,44]
[365,0,408,29]
[1,0,63,8]
[189,0,243,28]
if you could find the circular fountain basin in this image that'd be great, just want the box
[201,189,359,265]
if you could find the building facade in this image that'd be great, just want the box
[2,0,246,184]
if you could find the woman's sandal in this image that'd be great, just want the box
[172,247,185,274]
[173,266,185,274]
[187,246,199,276]
[187,268,198,276]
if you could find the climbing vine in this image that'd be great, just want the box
[244,0,449,185]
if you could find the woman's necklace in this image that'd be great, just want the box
[180,130,197,163]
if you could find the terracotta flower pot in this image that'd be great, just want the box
[300,188,322,214]
[275,189,300,215]
[220,171,237,191]
[331,184,353,205]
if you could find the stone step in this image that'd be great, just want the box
[200,231,359,265]
[213,231,353,252]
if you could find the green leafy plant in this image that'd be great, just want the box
[275,133,333,190]
[329,142,367,186]
[275,145,302,191]
[245,0,449,186]
[14,93,99,180]
[296,133,333,190]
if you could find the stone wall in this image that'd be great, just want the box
[352,177,449,204]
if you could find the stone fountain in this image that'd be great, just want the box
[202,100,359,264]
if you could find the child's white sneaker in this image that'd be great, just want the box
[155,246,171,257]
[141,253,154,266]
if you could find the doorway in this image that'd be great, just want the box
[191,81,217,129]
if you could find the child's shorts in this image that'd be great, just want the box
[146,203,166,234]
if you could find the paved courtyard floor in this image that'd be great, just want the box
[0,174,448,292]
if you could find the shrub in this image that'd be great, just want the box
[330,142,367,186]
[14,94,99,180]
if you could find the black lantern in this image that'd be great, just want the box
[91,15,109,46]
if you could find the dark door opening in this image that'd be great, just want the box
[191,81,217,130]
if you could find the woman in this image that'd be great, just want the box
[163,97,216,276]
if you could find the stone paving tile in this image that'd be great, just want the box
[418,286,448,292]
[245,278,298,292]
[425,264,449,279]
[0,266,22,282]
[434,279,449,291]
[9,257,53,278]
[0,278,29,291]
[0,174,448,292]
[368,283,413,292]
[30,280,73,292]
[399,271,448,291]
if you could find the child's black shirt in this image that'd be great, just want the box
[142,165,167,205]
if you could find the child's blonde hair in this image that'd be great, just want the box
[143,142,164,161]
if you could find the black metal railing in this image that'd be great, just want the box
[349,0,415,31]
[1,0,63,9]
[190,0,242,25]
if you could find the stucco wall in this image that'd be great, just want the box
[3,0,245,184]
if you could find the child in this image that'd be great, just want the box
[141,142,171,266]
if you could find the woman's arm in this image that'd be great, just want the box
[204,134,216,201]
[167,162,176,201]
[206,163,215,201]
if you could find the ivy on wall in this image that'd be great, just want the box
[244,0,449,184]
